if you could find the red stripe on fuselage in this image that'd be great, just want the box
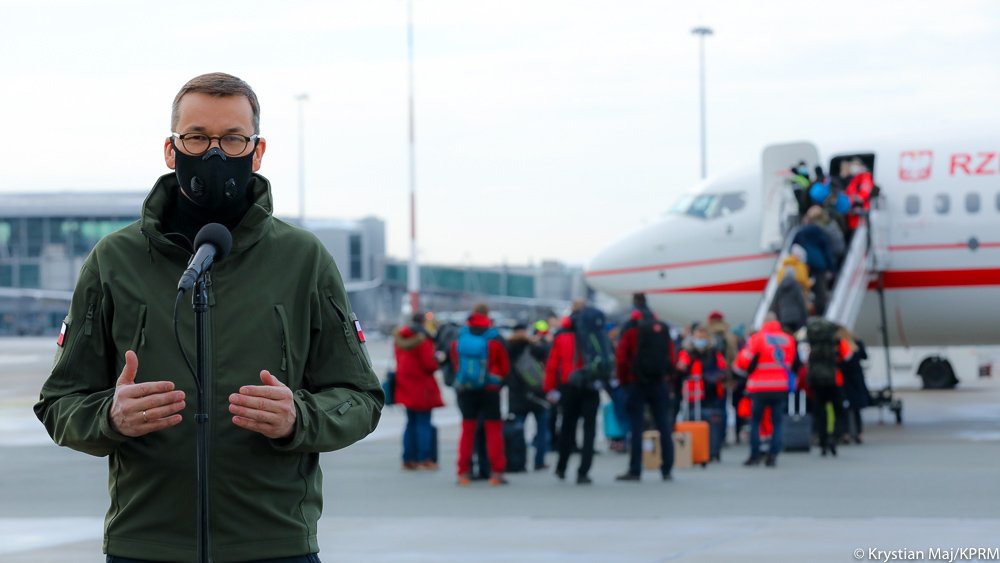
[877,268,1000,289]
[647,279,768,293]
[585,252,774,278]
[639,268,1000,294]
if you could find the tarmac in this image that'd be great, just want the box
[2,336,999,562]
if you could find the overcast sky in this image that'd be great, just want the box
[2,0,998,267]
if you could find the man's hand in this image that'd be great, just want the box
[109,350,186,437]
[229,370,296,440]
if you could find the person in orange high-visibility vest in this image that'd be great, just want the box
[733,313,799,467]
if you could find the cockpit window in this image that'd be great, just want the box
[671,192,747,220]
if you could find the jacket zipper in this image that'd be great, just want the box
[274,305,290,372]
[83,302,95,336]
[334,400,353,415]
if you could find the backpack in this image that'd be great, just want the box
[634,318,673,383]
[570,306,613,388]
[514,347,544,394]
[454,326,501,391]
[806,317,839,387]
[434,322,461,387]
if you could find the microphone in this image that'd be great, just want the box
[177,223,233,292]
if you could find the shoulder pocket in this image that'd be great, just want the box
[53,300,97,374]
[326,296,372,370]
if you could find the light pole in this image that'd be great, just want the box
[691,26,713,179]
[406,0,420,315]
[296,93,309,225]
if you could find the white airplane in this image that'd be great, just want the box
[585,138,1000,375]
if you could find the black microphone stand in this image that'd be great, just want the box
[193,274,212,563]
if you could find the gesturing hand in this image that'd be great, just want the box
[109,350,186,437]
[228,370,297,439]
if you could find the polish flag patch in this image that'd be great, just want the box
[57,322,68,347]
[354,320,366,343]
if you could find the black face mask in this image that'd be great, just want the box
[172,140,255,212]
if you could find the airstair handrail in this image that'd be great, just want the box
[824,218,873,331]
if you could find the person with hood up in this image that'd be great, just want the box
[450,304,510,486]
[772,265,809,334]
[394,313,444,470]
[776,244,813,296]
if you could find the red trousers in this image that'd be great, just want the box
[457,419,506,475]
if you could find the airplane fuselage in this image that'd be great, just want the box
[585,138,1000,347]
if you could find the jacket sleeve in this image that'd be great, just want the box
[543,342,560,393]
[272,261,384,453]
[733,336,758,375]
[34,260,126,457]
[615,327,636,382]
[676,348,691,373]
[418,338,439,374]
[489,339,510,379]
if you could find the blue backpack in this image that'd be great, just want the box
[455,326,501,390]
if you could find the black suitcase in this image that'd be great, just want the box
[783,392,812,453]
[503,417,527,473]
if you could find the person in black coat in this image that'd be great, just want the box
[792,207,836,314]
[772,267,809,334]
[506,324,552,470]
[839,334,870,444]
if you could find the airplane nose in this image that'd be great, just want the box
[584,227,658,294]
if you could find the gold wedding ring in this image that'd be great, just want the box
[142,410,148,423]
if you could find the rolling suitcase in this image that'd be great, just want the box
[603,401,625,440]
[675,382,710,468]
[503,416,528,472]
[783,391,812,453]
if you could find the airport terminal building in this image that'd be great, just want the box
[0,192,583,335]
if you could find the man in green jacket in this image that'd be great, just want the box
[34,73,384,563]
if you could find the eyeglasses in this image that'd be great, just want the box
[171,132,259,157]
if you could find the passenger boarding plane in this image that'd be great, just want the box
[585,138,1000,375]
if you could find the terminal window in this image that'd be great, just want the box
[349,234,362,280]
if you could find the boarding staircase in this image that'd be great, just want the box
[752,219,874,332]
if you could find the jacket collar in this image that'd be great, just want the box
[140,172,274,258]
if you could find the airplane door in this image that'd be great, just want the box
[760,142,820,251]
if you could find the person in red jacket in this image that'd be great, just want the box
[543,315,599,484]
[393,313,444,470]
[450,304,510,486]
[614,309,676,481]
[733,313,798,467]
[844,158,875,232]
[676,324,728,462]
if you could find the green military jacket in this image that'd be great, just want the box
[34,173,384,562]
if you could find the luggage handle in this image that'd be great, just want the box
[682,376,701,421]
